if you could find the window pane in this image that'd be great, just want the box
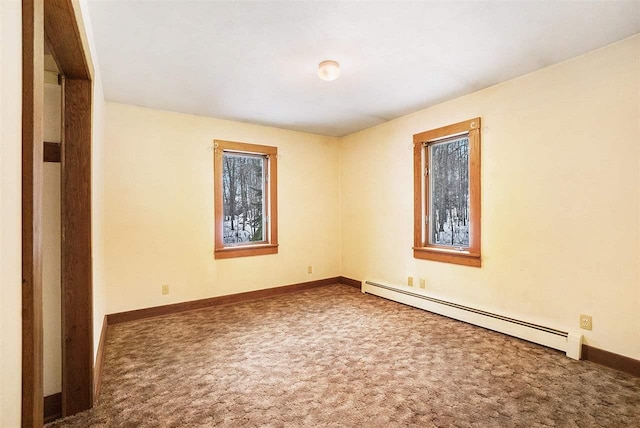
[222,152,266,245]
[429,136,470,248]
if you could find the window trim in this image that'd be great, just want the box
[413,118,481,267]
[213,139,278,259]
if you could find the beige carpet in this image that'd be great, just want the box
[47,284,640,427]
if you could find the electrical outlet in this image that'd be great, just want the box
[307,265,313,274]
[580,314,592,330]
[162,284,169,295]
[419,279,426,289]
[407,276,414,287]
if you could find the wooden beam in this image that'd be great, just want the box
[61,77,94,415]
[43,0,90,79]
[22,0,45,426]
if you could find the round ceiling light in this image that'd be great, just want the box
[317,60,340,82]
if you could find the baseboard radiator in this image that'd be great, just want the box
[362,280,582,360]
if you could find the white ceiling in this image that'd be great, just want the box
[87,1,640,137]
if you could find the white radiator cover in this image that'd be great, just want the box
[362,280,583,360]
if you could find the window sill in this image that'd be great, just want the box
[214,244,278,259]
[413,246,481,267]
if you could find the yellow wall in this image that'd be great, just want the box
[103,103,341,314]
[340,35,640,360]
[92,74,107,363]
[1,0,23,425]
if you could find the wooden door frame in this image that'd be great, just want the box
[22,0,45,425]
[22,0,94,425]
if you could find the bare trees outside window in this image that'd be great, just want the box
[222,153,266,245]
[214,140,278,259]
[413,118,481,267]
[429,136,469,248]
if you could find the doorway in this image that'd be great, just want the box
[22,0,94,425]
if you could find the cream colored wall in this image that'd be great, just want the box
[91,74,107,362]
[103,103,341,314]
[43,164,61,396]
[44,84,61,142]
[43,83,62,396]
[1,0,23,425]
[340,35,640,360]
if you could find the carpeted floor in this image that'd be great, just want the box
[47,284,640,427]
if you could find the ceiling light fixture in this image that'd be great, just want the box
[317,60,340,82]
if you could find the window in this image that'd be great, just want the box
[413,118,481,267]
[214,140,278,259]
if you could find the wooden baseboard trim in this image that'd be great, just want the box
[582,344,640,377]
[107,277,341,325]
[94,315,108,402]
[44,392,61,423]
[338,276,361,288]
